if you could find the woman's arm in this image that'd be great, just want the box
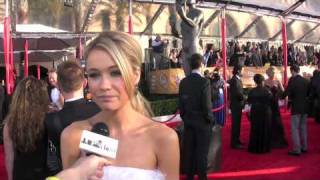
[3,123,14,180]
[156,127,180,180]
[60,124,82,169]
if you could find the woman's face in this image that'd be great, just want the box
[86,49,130,111]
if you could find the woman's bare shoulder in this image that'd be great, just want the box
[61,120,91,140]
[144,118,178,145]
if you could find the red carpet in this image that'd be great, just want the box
[180,109,320,180]
[0,110,320,180]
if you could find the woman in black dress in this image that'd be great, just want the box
[248,74,273,154]
[265,66,288,148]
[3,77,49,180]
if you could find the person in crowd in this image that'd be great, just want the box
[228,65,245,149]
[45,60,100,175]
[215,51,223,67]
[282,65,309,156]
[3,77,50,180]
[47,68,63,111]
[203,45,214,67]
[151,35,167,70]
[230,45,245,67]
[309,69,320,123]
[169,48,180,68]
[288,46,295,66]
[203,69,211,80]
[206,46,218,67]
[211,68,225,126]
[261,49,270,66]
[276,47,283,66]
[269,46,277,66]
[60,31,179,180]
[265,66,288,148]
[251,48,263,67]
[247,74,272,154]
[179,53,214,180]
[46,155,109,180]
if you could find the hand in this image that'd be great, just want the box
[73,155,110,180]
[55,155,110,180]
[48,104,59,113]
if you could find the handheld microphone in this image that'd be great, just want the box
[91,122,110,136]
[79,122,118,159]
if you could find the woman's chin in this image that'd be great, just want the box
[98,103,120,111]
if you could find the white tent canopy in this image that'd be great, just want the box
[1,0,320,64]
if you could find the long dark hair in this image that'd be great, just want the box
[6,77,49,152]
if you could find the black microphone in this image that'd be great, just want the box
[79,122,118,158]
[91,122,109,136]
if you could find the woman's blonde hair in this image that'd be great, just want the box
[6,77,49,152]
[85,31,153,117]
[266,66,276,78]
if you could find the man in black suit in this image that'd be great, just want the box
[228,65,245,149]
[45,61,100,175]
[179,53,214,180]
[282,65,309,156]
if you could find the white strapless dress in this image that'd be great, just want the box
[103,166,165,180]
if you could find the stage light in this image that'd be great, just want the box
[64,0,73,7]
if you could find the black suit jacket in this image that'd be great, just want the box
[283,75,309,115]
[45,98,100,158]
[228,75,245,108]
[179,73,214,128]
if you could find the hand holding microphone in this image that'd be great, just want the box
[51,155,110,180]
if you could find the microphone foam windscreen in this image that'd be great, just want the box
[91,122,109,136]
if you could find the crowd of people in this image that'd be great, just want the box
[228,63,320,155]
[148,35,320,70]
[1,30,320,180]
[177,53,320,179]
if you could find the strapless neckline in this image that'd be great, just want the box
[102,166,165,180]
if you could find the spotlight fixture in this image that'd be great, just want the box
[64,0,73,7]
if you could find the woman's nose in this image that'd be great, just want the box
[99,75,112,90]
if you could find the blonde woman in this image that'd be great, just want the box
[3,77,50,180]
[265,66,288,148]
[60,31,179,180]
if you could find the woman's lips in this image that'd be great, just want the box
[97,95,116,102]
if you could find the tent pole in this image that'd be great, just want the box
[79,37,83,59]
[221,8,228,120]
[9,20,14,94]
[24,40,29,77]
[281,18,288,86]
[37,65,40,80]
[3,0,13,95]
[128,0,133,34]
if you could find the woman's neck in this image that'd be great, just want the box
[97,103,140,136]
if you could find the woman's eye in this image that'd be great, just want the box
[110,70,122,77]
[88,72,100,78]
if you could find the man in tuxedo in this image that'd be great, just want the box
[282,65,309,156]
[228,65,245,149]
[45,61,100,175]
[179,53,214,180]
